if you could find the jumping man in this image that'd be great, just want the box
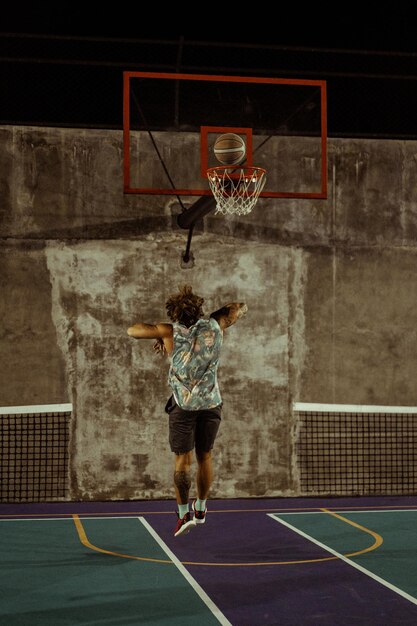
[127,285,248,536]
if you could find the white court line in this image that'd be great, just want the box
[1,515,231,623]
[139,517,231,626]
[269,512,417,606]
[0,516,143,522]
[0,515,230,623]
[2,509,417,523]
[276,509,417,516]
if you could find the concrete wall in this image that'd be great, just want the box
[1,126,417,500]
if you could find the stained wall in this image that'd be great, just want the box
[1,126,416,499]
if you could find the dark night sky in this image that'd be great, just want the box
[2,8,417,137]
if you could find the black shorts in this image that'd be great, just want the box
[165,396,221,454]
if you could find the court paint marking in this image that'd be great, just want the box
[139,517,232,626]
[0,516,228,626]
[2,504,417,520]
[71,511,382,568]
[270,508,383,559]
[1,508,415,525]
[0,511,387,567]
[320,508,383,552]
[71,514,335,566]
[277,509,417,516]
[73,514,172,563]
[75,515,232,624]
[270,511,417,606]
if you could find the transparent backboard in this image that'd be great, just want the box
[123,72,327,199]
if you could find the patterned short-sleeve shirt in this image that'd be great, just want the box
[168,317,223,410]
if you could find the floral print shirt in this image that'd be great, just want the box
[168,318,223,410]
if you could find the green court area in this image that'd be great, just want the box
[272,509,417,601]
[0,518,223,626]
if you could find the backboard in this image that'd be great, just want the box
[123,71,327,199]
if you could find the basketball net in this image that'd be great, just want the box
[207,166,267,216]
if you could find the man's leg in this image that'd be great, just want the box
[193,449,213,524]
[192,412,220,524]
[174,451,193,506]
[173,451,196,536]
[168,403,197,536]
[195,449,213,500]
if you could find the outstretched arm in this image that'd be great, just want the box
[210,302,248,330]
[127,322,173,355]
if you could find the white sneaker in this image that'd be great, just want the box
[192,500,207,525]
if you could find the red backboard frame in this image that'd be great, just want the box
[123,71,327,199]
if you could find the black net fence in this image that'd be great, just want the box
[296,405,417,496]
[0,405,71,502]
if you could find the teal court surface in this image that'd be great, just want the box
[2,497,417,625]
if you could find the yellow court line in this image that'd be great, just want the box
[72,510,383,568]
[320,508,384,556]
[73,514,172,564]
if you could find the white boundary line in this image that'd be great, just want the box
[139,517,231,626]
[269,512,417,606]
[0,516,142,522]
[293,402,417,414]
[0,403,72,415]
[277,509,417,516]
[2,509,417,522]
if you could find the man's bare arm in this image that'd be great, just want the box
[127,322,173,354]
[127,322,172,339]
[210,302,248,330]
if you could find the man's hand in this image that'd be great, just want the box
[153,338,166,356]
[234,303,248,319]
[210,302,248,330]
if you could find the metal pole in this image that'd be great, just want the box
[177,195,215,229]
[182,224,194,264]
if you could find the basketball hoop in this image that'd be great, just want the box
[207,166,267,216]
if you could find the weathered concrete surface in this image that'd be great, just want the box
[2,125,417,500]
[0,241,68,406]
[44,237,302,499]
[301,246,417,405]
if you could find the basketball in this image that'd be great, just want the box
[213,133,246,165]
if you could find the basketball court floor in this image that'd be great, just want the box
[2,496,417,625]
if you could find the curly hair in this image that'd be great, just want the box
[165,285,205,327]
